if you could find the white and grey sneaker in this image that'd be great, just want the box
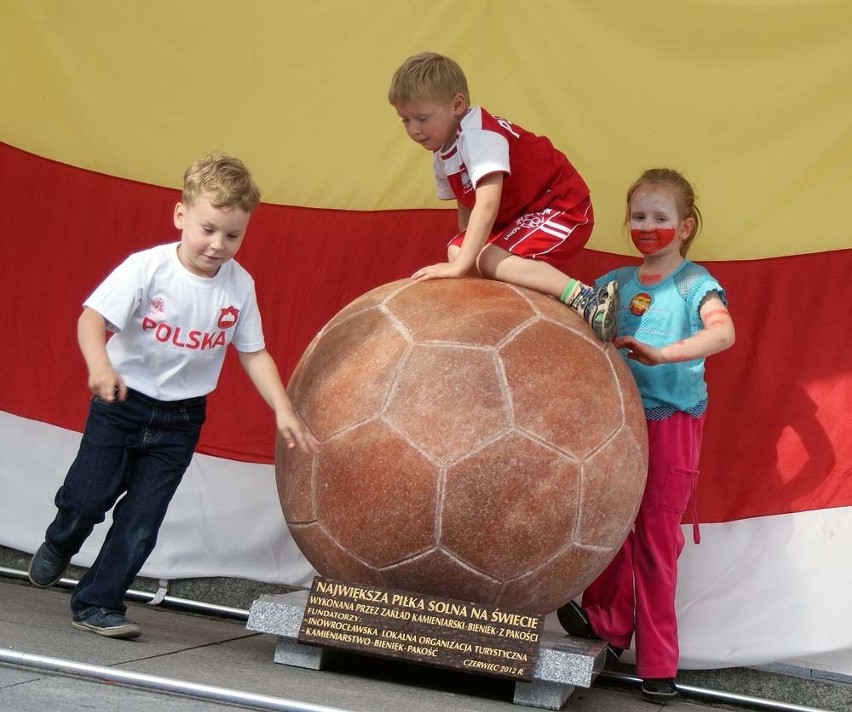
[569,280,619,341]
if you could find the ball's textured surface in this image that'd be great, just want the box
[277,278,647,613]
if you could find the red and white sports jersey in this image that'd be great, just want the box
[432,106,590,228]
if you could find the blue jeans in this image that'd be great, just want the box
[43,389,206,618]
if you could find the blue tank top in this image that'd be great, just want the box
[597,260,726,419]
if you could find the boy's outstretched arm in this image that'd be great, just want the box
[615,293,735,366]
[78,306,127,402]
[238,349,319,454]
[413,173,503,281]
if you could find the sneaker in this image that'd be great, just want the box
[556,600,597,638]
[641,678,678,703]
[569,281,619,342]
[28,542,70,588]
[557,601,624,663]
[72,609,142,639]
[606,644,625,666]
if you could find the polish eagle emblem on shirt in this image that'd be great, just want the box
[218,306,240,329]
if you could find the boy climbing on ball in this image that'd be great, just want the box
[388,52,618,341]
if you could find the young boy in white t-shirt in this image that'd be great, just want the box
[27,153,318,639]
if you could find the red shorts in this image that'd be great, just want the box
[448,197,594,273]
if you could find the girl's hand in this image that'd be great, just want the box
[614,336,668,366]
[614,293,735,366]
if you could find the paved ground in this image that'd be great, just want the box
[0,576,743,712]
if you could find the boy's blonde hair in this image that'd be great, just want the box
[388,52,470,106]
[182,153,261,213]
[625,168,703,257]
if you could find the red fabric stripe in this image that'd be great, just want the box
[2,142,850,523]
[0,143,451,461]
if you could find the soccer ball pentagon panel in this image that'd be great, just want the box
[277,278,647,614]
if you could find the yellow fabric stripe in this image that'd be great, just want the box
[1,1,850,259]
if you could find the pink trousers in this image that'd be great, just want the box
[582,411,704,679]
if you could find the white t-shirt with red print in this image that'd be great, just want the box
[432,106,590,228]
[84,242,265,401]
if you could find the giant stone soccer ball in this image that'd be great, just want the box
[277,278,647,614]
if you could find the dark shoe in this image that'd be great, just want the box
[72,610,142,639]
[28,542,70,588]
[641,678,677,703]
[556,600,597,638]
[558,602,624,666]
[607,645,625,664]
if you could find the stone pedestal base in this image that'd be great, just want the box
[247,592,608,711]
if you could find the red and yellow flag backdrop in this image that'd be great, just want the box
[1,1,851,670]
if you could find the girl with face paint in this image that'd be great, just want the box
[557,169,736,704]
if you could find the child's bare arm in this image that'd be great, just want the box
[78,307,126,401]
[457,203,472,231]
[238,349,319,454]
[453,174,502,270]
[615,293,735,365]
[413,173,503,281]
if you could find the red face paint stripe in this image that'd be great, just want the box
[630,228,676,254]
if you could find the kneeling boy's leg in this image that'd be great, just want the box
[478,218,617,341]
[478,242,572,296]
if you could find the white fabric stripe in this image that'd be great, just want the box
[3,410,851,675]
[540,225,571,239]
[543,506,852,671]
[0,411,316,587]
[675,509,852,668]
[541,219,572,237]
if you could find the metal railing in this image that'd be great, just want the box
[0,566,837,712]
